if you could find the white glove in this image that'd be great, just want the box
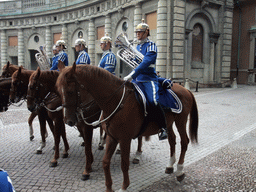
[124,71,135,81]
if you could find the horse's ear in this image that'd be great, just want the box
[34,67,41,79]
[58,60,65,72]
[17,66,22,76]
[7,61,10,67]
[71,62,76,73]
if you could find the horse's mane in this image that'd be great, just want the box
[57,65,124,89]
[31,70,59,84]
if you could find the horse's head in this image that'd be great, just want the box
[10,66,26,103]
[56,62,92,126]
[0,78,11,112]
[1,61,20,78]
[27,67,43,112]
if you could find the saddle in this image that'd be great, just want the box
[132,78,182,138]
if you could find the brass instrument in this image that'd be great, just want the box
[35,45,51,70]
[115,33,144,69]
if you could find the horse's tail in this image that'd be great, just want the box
[188,90,199,143]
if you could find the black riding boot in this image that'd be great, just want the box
[154,104,168,140]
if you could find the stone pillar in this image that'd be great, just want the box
[134,3,142,40]
[171,0,186,80]
[45,26,52,58]
[62,24,68,46]
[105,14,111,38]
[1,30,7,69]
[88,19,95,65]
[18,29,25,67]
[221,6,233,82]
[156,0,167,77]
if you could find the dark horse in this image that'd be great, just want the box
[56,64,199,192]
[10,67,54,153]
[2,61,39,141]
[0,77,12,112]
[26,67,70,167]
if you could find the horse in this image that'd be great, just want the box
[0,77,12,112]
[56,63,198,192]
[1,61,39,141]
[1,61,20,78]
[10,67,53,153]
[26,67,70,167]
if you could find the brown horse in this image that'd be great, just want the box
[10,67,54,153]
[2,62,39,141]
[0,77,12,112]
[56,63,198,192]
[26,67,70,167]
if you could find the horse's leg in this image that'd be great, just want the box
[174,117,189,182]
[116,143,121,154]
[132,136,142,164]
[28,112,37,141]
[36,113,47,154]
[81,125,93,180]
[98,125,106,150]
[165,125,176,174]
[103,135,118,192]
[50,120,61,167]
[60,120,69,158]
[118,139,132,191]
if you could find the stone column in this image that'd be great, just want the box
[171,0,186,80]
[18,29,25,67]
[105,14,111,38]
[45,26,52,58]
[1,30,7,69]
[221,6,233,82]
[88,19,95,65]
[156,0,167,77]
[134,3,142,40]
[62,24,68,46]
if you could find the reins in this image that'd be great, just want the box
[79,85,126,127]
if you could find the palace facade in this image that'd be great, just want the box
[0,0,234,86]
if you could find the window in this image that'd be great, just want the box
[53,33,62,44]
[146,12,157,30]
[192,24,204,62]
[254,38,256,68]
[8,36,18,46]
[97,26,105,40]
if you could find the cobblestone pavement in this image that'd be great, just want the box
[0,85,256,192]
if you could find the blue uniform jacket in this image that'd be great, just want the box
[76,50,90,65]
[98,50,117,75]
[58,50,68,66]
[50,54,59,70]
[132,39,158,82]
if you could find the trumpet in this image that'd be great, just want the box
[115,33,144,69]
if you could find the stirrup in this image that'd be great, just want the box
[158,128,168,140]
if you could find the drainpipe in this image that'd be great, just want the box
[236,0,242,79]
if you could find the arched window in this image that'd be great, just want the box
[192,24,204,62]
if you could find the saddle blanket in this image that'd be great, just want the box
[132,79,182,115]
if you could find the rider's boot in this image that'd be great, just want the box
[155,104,168,140]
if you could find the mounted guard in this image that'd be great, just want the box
[115,19,168,140]
[98,33,117,75]
[56,39,69,67]
[74,38,90,65]
[50,45,59,70]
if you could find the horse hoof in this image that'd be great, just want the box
[30,136,34,141]
[165,167,174,174]
[49,162,58,167]
[81,142,85,146]
[62,153,68,158]
[177,173,185,182]
[116,149,121,154]
[81,174,90,181]
[36,150,42,154]
[132,158,139,164]
[98,146,104,150]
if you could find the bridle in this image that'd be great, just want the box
[62,77,128,127]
